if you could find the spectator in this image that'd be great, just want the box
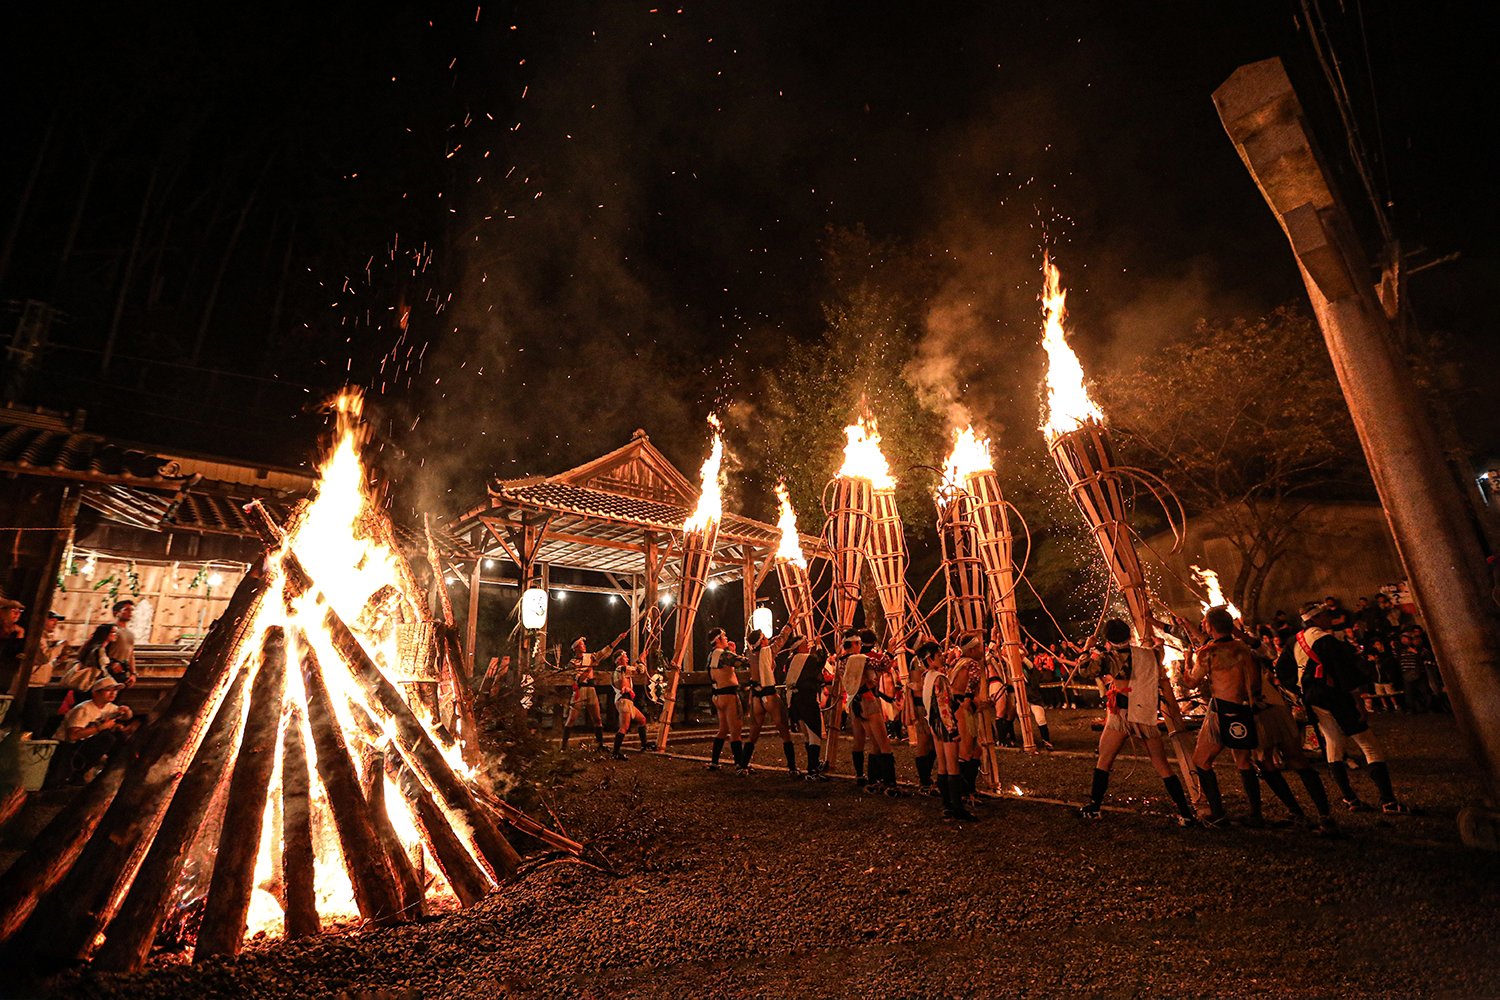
[1410,629,1449,714]
[63,623,119,693]
[106,600,139,681]
[1323,596,1352,636]
[1366,639,1400,712]
[1377,592,1414,637]
[59,676,135,783]
[1353,596,1384,644]
[1398,631,1432,713]
[1272,610,1294,649]
[22,611,67,735]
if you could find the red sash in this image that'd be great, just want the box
[1296,631,1323,680]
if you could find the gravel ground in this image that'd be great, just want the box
[30,709,1500,1000]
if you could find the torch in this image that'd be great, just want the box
[773,482,817,643]
[1037,254,1196,782]
[949,427,1040,752]
[655,415,725,750]
[818,416,885,768]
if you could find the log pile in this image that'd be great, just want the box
[0,393,576,975]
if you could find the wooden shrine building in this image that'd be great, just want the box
[447,429,828,672]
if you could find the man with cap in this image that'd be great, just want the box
[22,611,67,736]
[61,676,135,781]
[1077,618,1197,825]
[742,625,797,774]
[1280,601,1410,814]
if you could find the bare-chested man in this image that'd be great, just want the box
[743,626,797,774]
[906,639,938,795]
[1188,607,1264,827]
[562,636,606,752]
[782,634,830,779]
[705,628,748,773]
[950,635,986,808]
[1078,618,1197,825]
[610,649,656,759]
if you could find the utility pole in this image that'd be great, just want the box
[1214,58,1500,848]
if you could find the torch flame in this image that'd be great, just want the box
[1190,564,1243,621]
[683,413,724,534]
[837,415,895,490]
[941,425,993,489]
[774,481,808,568]
[1039,253,1105,439]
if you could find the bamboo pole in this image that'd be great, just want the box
[20,573,268,964]
[384,752,491,907]
[471,787,584,856]
[297,638,403,927]
[655,523,718,750]
[195,627,288,959]
[822,475,874,769]
[280,706,319,940]
[966,468,1039,752]
[91,659,254,972]
[362,750,426,919]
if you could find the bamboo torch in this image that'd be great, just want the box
[773,482,816,643]
[655,415,725,750]
[819,417,885,768]
[947,427,1039,752]
[1037,254,1195,784]
[934,469,996,787]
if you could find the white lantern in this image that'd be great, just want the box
[751,605,774,638]
[521,587,549,630]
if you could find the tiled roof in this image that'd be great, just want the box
[0,419,186,485]
[498,480,782,546]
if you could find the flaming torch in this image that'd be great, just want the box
[946,427,1039,752]
[655,414,725,750]
[1038,254,1196,781]
[1191,564,1243,622]
[773,482,816,643]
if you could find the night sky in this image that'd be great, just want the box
[4,1,1494,521]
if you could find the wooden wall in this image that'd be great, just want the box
[51,554,248,646]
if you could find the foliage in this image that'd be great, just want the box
[1097,304,1368,620]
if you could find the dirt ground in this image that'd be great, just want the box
[27,708,1500,1000]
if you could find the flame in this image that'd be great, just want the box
[774,481,808,568]
[1190,565,1243,621]
[941,425,992,489]
[837,415,895,489]
[237,387,492,941]
[1039,253,1105,438]
[683,414,724,534]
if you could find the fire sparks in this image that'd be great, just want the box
[683,413,724,534]
[941,425,993,489]
[1039,253,1105,439]
[837,414,895,489]
[774,481,808,567]
[1191,564,1243,621]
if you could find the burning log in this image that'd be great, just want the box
[440,625,481,769]
[19,572,269,964]
[656,415,724,750]
[296,638,404,927]
[385,751,491,907]
[91,660,254,972]
[280,706,320,940]
[248,491,521,886]
[362,750,426,919]
[0,725,139,948]
[195,627,289,959]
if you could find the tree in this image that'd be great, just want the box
[1098,304,1369,621]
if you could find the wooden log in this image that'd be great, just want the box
[0,786,24,832]
[91,659,253,973]
[18,573,268,964]
[297,638,403,927]
[194,627,288,960]
[384,752,491,907]
[279,552,520,883]
[362,750,425,919]
[280,707,319,940]
[0,725,138,947]
[440,625,481,768]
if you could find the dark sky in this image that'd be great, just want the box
[3,1,1494,518]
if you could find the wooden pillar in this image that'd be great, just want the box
[466,556,482,676]
[7,484,79,712]
[538,561,550,667]
[742,550,756,636]
[629,573,641,662]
